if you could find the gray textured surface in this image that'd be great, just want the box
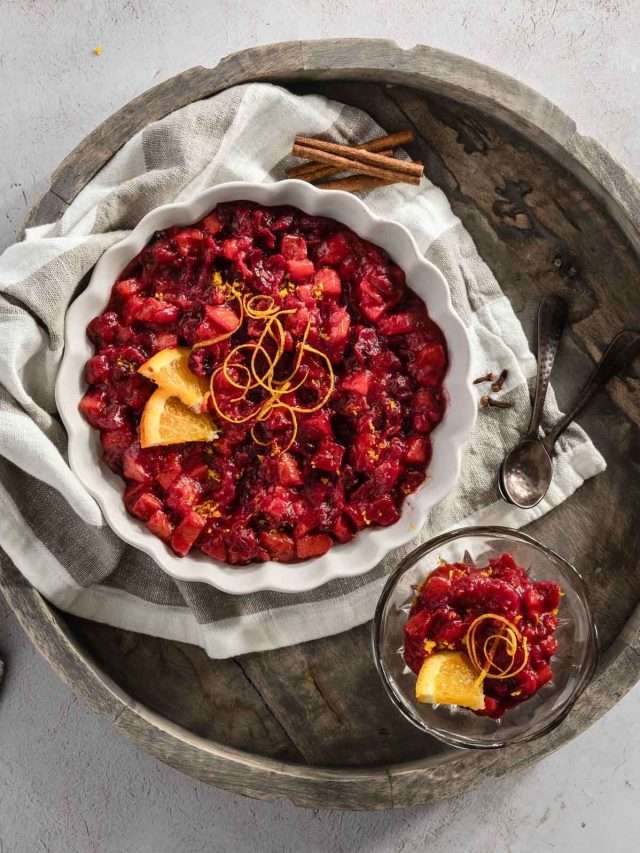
[2,0,640,849]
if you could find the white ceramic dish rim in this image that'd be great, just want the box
[56,180,477,595]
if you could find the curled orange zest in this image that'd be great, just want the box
[198,290,335,454]
[464,613,529,684]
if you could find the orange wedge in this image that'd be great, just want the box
[415,651,485,711]
[138,347,209,411]
[140,388,218,449]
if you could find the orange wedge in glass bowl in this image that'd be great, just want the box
[138,347,209,411]
[140,388,218,449]
[415,651,485,711]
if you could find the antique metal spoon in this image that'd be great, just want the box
[498,295,568,508]
[500,329,640,508]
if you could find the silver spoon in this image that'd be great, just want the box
[500,328,640,508]
[498,295,568,508]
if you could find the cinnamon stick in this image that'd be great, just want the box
[291,143,421,186]
[291,150,393,183]
[287,129,415,179]
[316,176,392,192]
[295,135,424,179]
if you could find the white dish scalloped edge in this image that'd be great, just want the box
[56,180,477,595]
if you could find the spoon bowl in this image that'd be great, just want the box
[500,439,553,508]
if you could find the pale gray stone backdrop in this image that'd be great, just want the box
[1,1,639,851]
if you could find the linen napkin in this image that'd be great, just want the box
[0,83,605,658]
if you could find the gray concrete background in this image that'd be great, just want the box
[1,1,639,850]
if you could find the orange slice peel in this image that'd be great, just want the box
[415,651,486,711]
[140,388,218,448]
[138,347,209,411]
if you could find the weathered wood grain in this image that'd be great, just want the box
[23,190,68,230]
[69,617,302,762]
[238,622,447,767]
[0,559,394,809]
[386,84,640,425]
[66,615,445,769]
[4,39,640,810]
[113,702,394,810]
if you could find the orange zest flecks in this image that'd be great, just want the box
[464,613,529,684]
[202,292,335,454]
[195,500,222,519]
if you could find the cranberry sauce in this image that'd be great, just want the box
[80,201,448,564]
[404,553,562,717]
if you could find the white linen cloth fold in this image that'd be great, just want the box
[0,83,605,657]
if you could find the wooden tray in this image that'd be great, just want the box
[3,39,640,810]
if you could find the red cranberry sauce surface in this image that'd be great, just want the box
[404,553,562,718]
[80,201,448,564]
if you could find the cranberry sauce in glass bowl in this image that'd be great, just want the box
[78,201,449,566]
[403,553,562,719]
[373,527,598,749]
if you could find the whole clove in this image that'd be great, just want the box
[480,395,513,410]
[473,371,496,385]
[491,368,508,393]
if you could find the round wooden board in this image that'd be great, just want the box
[2,39,640,810]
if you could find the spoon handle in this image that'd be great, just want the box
[527,295,569,438]
[544,329,640,451]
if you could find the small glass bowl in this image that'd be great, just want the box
[372,526,599,749]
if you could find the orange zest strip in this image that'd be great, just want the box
[464,613,529,684]
[226,363,254,403]
[276,318,312,387]
[244,294,277,318]
[250,424,272,447]
[244,294,294,320]
[279,370,311,397]
[199,291,335,454]
[224,343,271,389]
[208,373,262,424]
[251,319,283,393]
[221,358,253,390]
